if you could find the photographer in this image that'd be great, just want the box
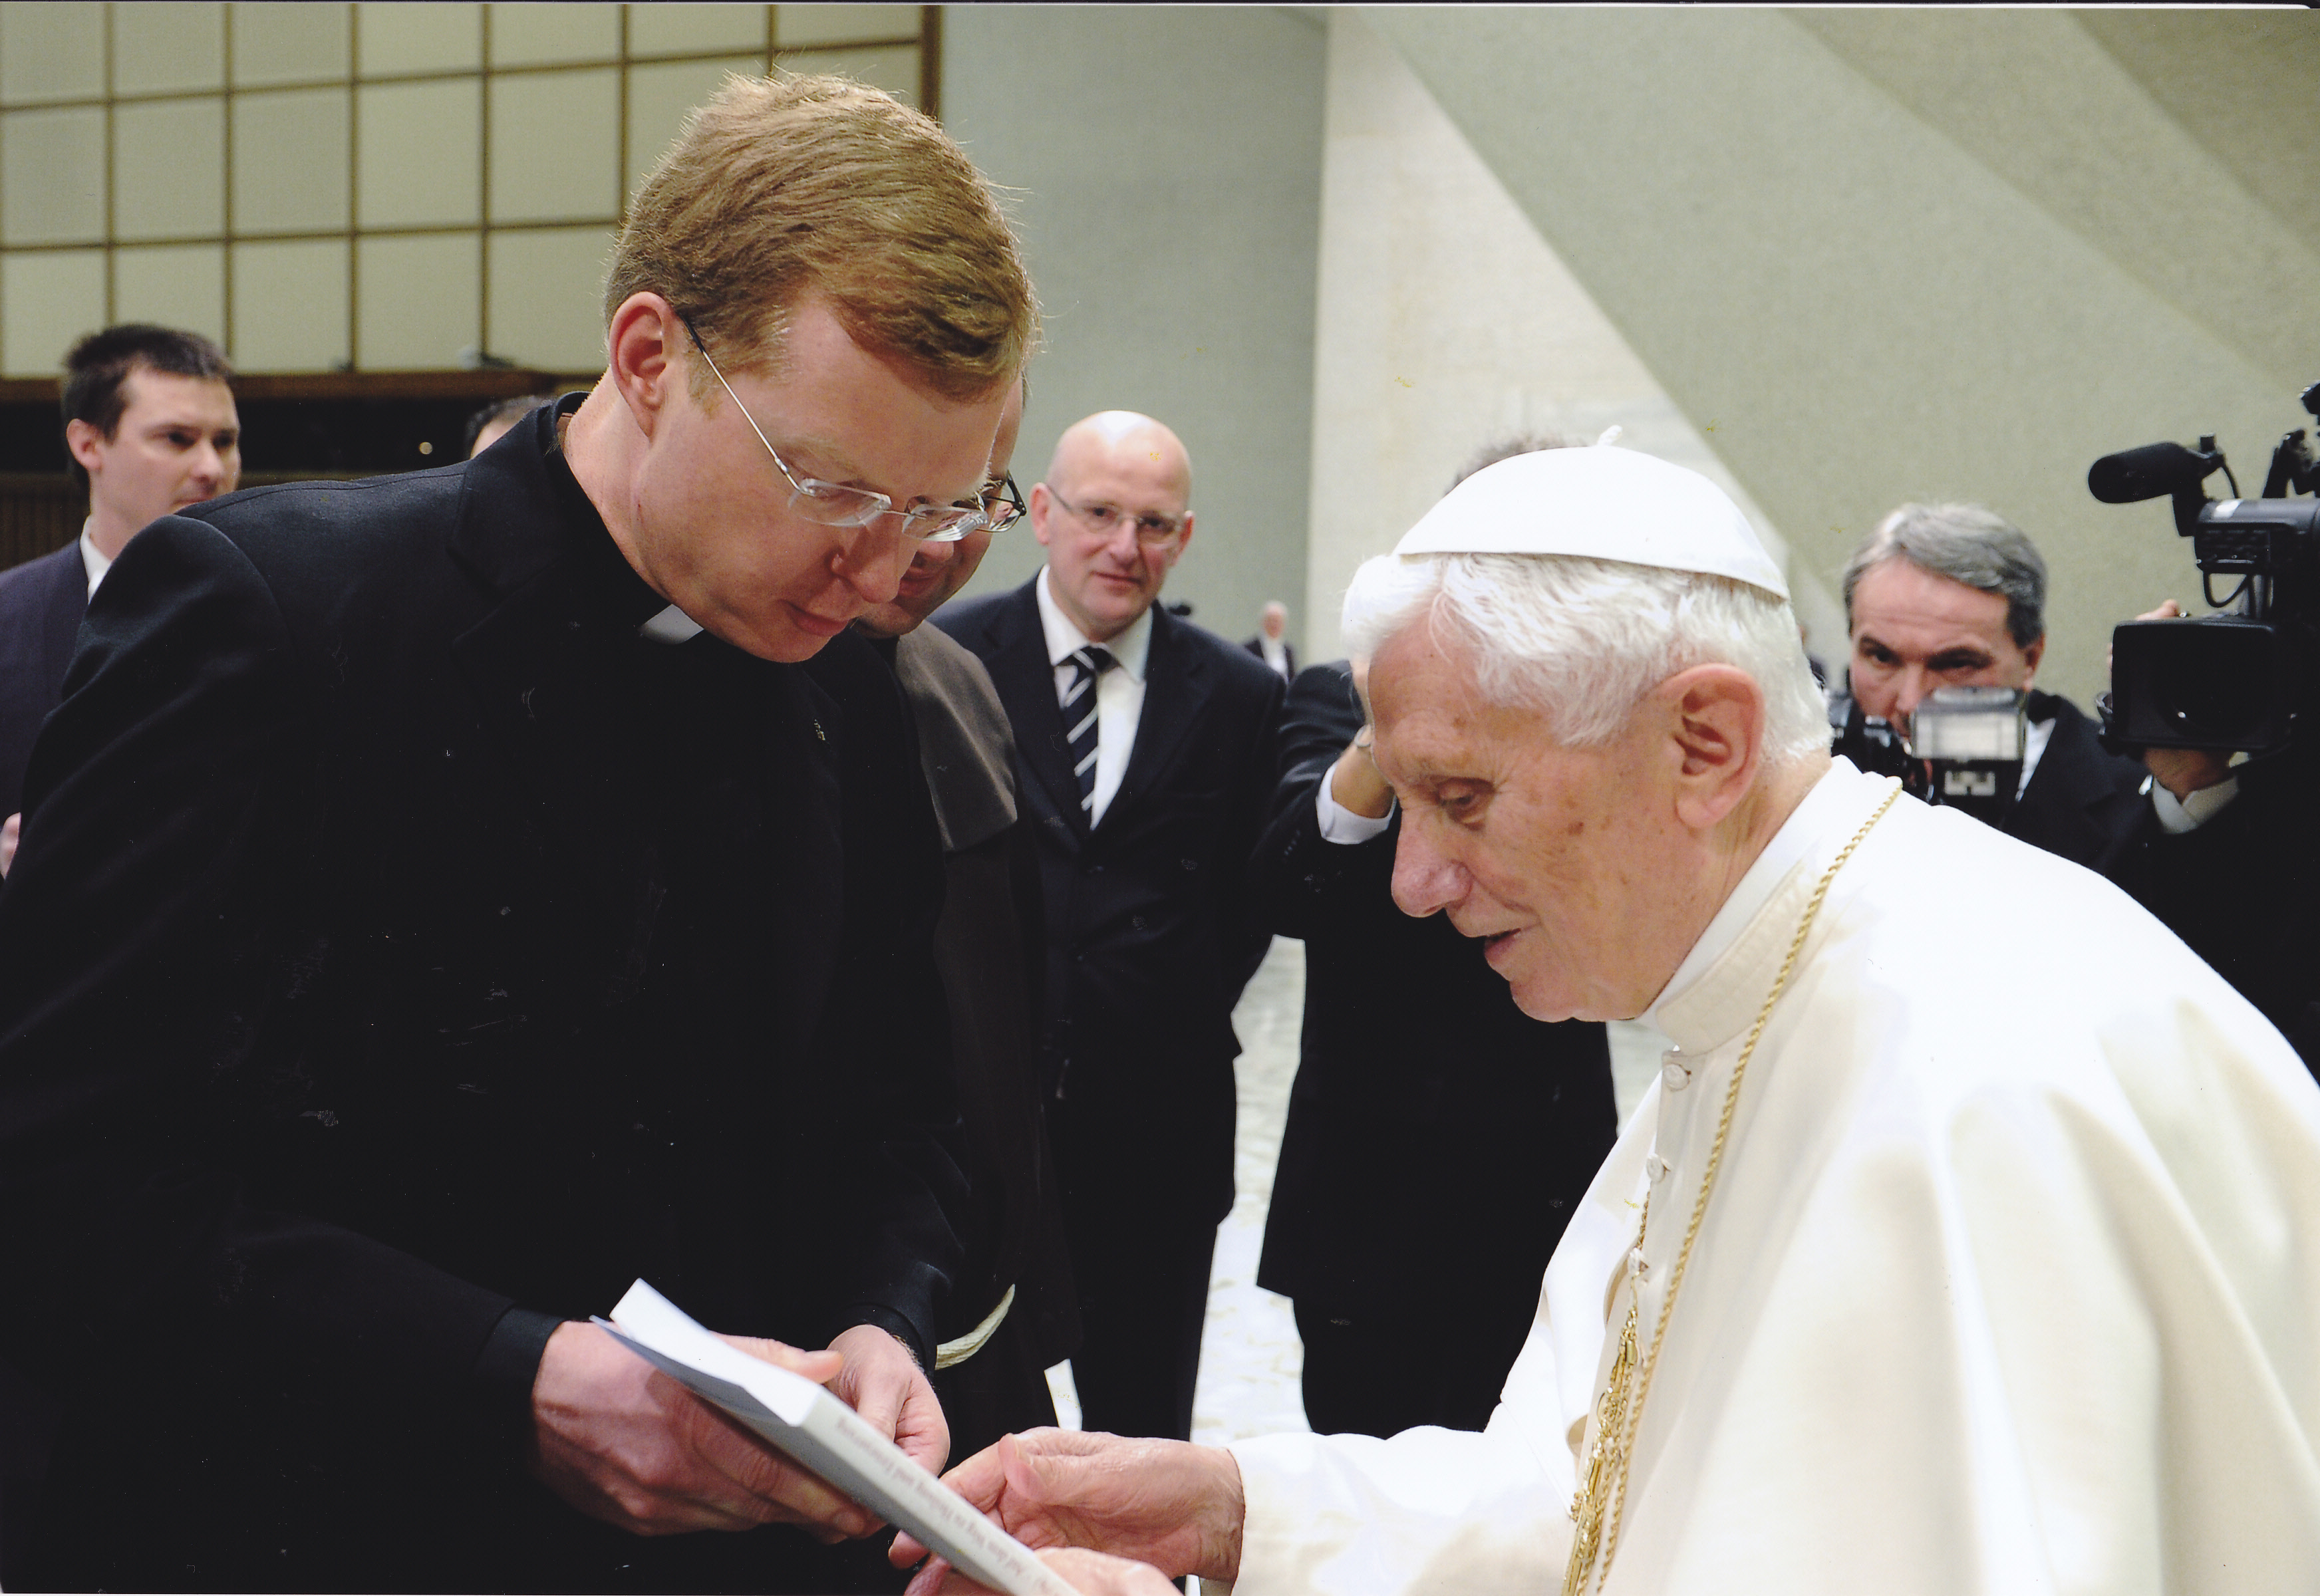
[1842,503,2150,869]
[2104,601,2320,1071]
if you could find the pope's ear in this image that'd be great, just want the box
[1656,664,1765,831]
[605,293,683,438]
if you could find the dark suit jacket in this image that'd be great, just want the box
[0,541,84,823]
[1252,662,1618,1325]
[2005,690,2149,872]
[937,579,1285,1228]
[2107,738,2320,1074]
[1241,635,1296,681]
[887,625,1078,1371]
[0,406,962,1593]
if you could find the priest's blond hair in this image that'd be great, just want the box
[607,73,1037,406]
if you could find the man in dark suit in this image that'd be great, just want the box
[844,380,1082,1461]
[0,76,1032,1592]
[0,323,239,1587]
[1842,501,2148,871]
[1252,660,1618,1437]
[1242,599,1296,682]
[0,323,239,877]
[937,410,1284,1443]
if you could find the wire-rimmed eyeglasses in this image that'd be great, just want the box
[1046,486,1187,545]
[680,316,992,544]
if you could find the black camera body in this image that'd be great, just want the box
[1828,685,2028,827]
[2090,383,2320,754]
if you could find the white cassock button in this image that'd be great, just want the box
[1661,1060,1692,1091]
[1628,1247,1652,1285]
[1645,1152,1669,1184]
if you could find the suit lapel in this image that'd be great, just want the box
[1103,607,1211,834]
[39,547,85,688]
[980,583,1084,838]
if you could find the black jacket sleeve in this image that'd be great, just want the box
[1251,661,1392,940]
[2106,747,2320,1071]
[0,519,527,1430]
[1218,661,1290,1010]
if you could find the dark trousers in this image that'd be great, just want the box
[1292,1296,1529,1439]
[929,1307,1062,1466]
[1064,1210,1216,1442]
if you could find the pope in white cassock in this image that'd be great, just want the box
[894,445,2320,1596]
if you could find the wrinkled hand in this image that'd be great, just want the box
[891,1429,1243,1593]
[911,1546,1180,1596]
[827,1321,948,1476]
[531,1320,877,1540]
[2120,602,2237,799]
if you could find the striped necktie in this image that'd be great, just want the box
[1061,645,1116,819]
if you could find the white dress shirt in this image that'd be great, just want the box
[78,522,112,596]
[1035,566,1151,827]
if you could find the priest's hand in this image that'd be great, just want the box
[529,1319,883,1540]
[891,1429,1244,1593]
[827,1321,950,1476]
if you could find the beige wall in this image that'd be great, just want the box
[1366,7,2319,706]
[1302,12,1846,669]
[938,5,1325,649]
[0,3,925,376]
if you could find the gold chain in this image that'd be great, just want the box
[1562,780,1902,1596]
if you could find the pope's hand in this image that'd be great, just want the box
[908,1545,1180,1596]
[529,1320,890,1540]
[891,1429,1244,1592]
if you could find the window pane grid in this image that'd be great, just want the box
[0,3,933,376]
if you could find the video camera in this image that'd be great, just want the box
[2089,383,2320,755]
[1828,685,2030,827]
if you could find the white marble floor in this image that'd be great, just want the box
[1046,938,1658,1442]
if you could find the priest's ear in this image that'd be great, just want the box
[1650,664,1765,832]
[605,292,685,440]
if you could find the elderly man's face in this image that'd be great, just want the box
[1848,557,2041,734]
[1370,627,1685,1023]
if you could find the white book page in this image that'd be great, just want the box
[599,1280,1078,1596]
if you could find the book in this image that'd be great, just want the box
[596,1280,1078,1596]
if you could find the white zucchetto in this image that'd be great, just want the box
[1394,443,1789,600]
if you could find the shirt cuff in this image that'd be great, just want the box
[2152,773,2240,834]
[829,1304,929,1371]
[1316,774,1393,845]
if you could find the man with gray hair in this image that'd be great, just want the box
[1841,501,2148,868]
[894,446,2320,1596]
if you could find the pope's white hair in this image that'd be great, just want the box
[1342,552,1830,770]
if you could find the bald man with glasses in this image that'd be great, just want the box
[935,411,1285,1444]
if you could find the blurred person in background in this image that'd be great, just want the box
[937,411,1284,1445]
[1242,600,1295,680]
[832,378,1085,1461]
[1841,502,2148,870]
[466,392,557,458]
[0,323,238,878]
